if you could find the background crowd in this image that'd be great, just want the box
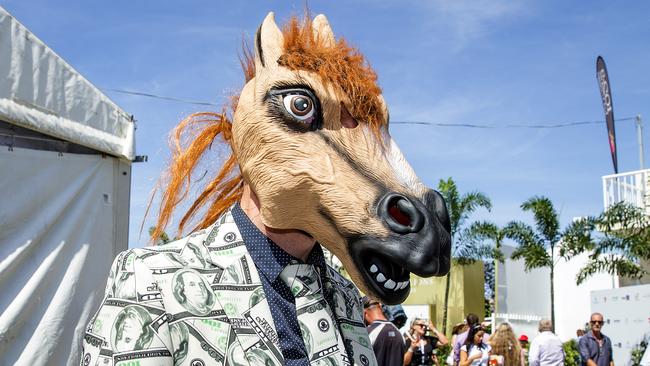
[362,298,615,366]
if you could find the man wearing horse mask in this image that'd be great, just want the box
[82,12,451,366]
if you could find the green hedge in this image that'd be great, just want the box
[563,339,581,366]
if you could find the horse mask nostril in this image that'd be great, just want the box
[380,194,424,234]
[388,198,412,227]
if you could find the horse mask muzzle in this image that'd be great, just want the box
[349,189,451,304]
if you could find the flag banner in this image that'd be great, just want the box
[597,56,618,174]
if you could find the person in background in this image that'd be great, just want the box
[459,324,490,366]
[518,335,529,366]
[447,323,469,365]
[576,329,585,343]
[488,323,524,366]
[405,318,449,366]
[383,303,408,330]
[578,312,614,366]
[528,319,564,366]
[363,297,405,366]
[454,314,491,365]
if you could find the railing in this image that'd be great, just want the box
[602,169,650,212]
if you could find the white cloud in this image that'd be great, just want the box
[420,0,531,51]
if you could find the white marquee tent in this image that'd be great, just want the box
[0,6,134,364]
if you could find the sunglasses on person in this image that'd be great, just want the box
[415,323,427,328]
[590,320,604,325]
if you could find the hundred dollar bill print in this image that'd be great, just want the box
[82,206,378,366]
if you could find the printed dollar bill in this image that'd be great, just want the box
[110,348,173,366]
[241,297,283,364]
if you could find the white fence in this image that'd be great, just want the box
[602,169,650,212]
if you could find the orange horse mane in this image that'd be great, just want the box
[150,14,384,243]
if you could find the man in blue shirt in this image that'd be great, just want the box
[579,313,614,366]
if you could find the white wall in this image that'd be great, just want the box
[554,250,617,340]
[496,244,617,342]
[494,245,550,340]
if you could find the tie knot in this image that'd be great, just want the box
[279,263,321,298]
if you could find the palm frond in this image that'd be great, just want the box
[457,191,492,229]
[505,220,551,270]
[467,221,499,241]
[504,221,539,247]
[521,196,560,243]
[559,217,596,259]
[575,255,647,285]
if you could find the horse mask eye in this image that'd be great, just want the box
[285,94,313,119]
[270,88,320,128]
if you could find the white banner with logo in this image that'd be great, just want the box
[591,284,650,366]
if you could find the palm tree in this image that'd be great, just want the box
[466,221,506,314]
[437,177,492,334]
[561,202,650,284]
[505,196,561,330]
[148,226,171,245]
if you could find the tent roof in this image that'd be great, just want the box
[0,6,134,160]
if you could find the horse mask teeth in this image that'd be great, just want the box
[227,12,452,304]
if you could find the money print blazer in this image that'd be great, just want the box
[82,206,378,366]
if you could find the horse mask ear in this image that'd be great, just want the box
[255,12,284,71]
[312,14,335,47]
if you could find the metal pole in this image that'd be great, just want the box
[494,260,498,317]
[636,114,644,169]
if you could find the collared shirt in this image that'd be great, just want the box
[528,331,565,366]
[368,320,405,366]
[231,203,329,366]
[579,331,613,366]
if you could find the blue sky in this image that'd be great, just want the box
[4,1,650,247]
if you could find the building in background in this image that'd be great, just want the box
[493,244,617,341]
[401,262,485,333]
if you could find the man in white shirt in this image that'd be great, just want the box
[529,319,565,366]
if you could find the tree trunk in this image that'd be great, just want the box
[442,271,451,334]
[550,247,555,331]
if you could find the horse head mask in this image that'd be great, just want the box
[155,12,451,305]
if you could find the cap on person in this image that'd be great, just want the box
[519,334,529,342]
[362,296,380,309]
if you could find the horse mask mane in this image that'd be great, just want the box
[154,12,451,304]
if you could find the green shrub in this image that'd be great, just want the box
[630,335,648,366]
[436,343,451,365]
[563,339,580,366]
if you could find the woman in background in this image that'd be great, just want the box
[459,324,490,366]
[447,323,468,365]
[404,318,449,366]
[488,323,524,366]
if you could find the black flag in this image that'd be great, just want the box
[596,56,617,174]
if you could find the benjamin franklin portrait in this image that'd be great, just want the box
[172,268,215,316]
[111,305,154,352]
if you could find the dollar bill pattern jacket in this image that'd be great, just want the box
[81,206,378,366]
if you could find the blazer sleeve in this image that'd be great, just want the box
[81,250,174,366]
